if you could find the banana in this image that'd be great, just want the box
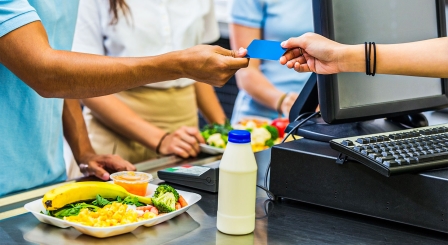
[42,181,152,211]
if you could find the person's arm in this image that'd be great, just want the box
[82,96,203,158]
[230,24,293,112]
[0,21,248,99]
[62,99,136,180]
[280,33,448,78]
[194,82,226,125]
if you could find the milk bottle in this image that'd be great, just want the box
[217,130,257,235]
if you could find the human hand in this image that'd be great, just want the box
[279,33,344,74]
[281,92,299,119]
[180,45,249,87]
[158,126,205,158]
[79,153,136,180]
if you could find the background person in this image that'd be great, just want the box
[72,0,228,163]
[229,0,314,124]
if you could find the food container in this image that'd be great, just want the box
[110,171,153,196]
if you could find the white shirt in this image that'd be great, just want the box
[72,0,220,88]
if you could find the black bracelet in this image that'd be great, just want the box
[365,42,376,76]
[365,42,369,75]
[155,132,170,155]
[372,42,376,76]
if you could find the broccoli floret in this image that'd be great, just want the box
[265,139,275,147]
[263,125,279,140]
[153,184,179,202]
[152,192,176,213]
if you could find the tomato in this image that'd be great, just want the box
[270,118,289,138]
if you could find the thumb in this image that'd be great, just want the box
[281,37,306,49]
[89,163,110,180]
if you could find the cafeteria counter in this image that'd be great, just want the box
[1,150,447,244]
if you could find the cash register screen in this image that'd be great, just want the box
[314,0,448,124]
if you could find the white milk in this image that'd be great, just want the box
[217,130,257,235]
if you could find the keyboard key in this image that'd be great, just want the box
[415,151,448,162]
[341,140,354,146]
[383,160,399,167]
[356,138,369,144]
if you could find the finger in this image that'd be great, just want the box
[213,46,249,69]
[88,162,110,180]
[172,145,190,158]
[285,57,302,68]
[280,48,302,65]
[294,62,312,73]
[185,127,204,145]
[215,46,247,58]
[177,139,198,157]
[281,36,307,49]
[103,155,136,172]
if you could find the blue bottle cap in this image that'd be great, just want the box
[228,130,251,143]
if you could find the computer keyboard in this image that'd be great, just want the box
[330,124,448,176]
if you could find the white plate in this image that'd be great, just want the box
[24,183,201,238]
[199,143,225,154]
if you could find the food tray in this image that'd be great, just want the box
[24,183,201,238]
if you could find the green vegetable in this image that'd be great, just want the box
[47,194,145,219]
[120,196,145,207]
[265,139,275,147]
[200,119,233,141]
[153,184,179,202]
[152,192,176,213]
[91,194,111,207]
[50,203,99,218]
[263,125,279,141]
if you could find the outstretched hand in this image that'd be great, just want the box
[79,153,136,180]
[279,33,343,74]
[181,45,249,87]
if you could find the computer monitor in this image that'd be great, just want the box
[313,0,448,124]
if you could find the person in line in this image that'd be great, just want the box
[279,33,448,78]
[72,0,227,162]
[229,0,314,124]
[0,0,248,196]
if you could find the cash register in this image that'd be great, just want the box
[270,0,448,233]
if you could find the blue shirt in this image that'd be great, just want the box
[0,0,79,196]
[230,0,314,123]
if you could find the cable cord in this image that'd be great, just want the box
[257,111,321,201]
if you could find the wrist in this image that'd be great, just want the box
[276,93,288,115]
[155,132,170,155]
[338,44,365,73]
[77,151,96,165]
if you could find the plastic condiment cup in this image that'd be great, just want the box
[110,171,153,196]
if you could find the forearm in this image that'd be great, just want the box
[340,38,448,77]
[194,83,226,124]
[0,21,248,98]
[82,96,166,150]
[235,68,284,110]
[62,99,96,163]
[0,23,182,98]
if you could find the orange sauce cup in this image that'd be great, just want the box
[110,171,153,196]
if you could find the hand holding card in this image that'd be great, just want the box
[245,39,287,61]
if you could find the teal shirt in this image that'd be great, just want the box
[230,0,314,123]
[0,0,79,196]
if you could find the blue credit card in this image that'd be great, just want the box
[245,39,287,60]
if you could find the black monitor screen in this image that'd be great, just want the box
[314,0,448,124]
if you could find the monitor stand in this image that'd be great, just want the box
[287,73,429,142]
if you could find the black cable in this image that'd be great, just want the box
[257,111,321,201]
[293,111,315,122]
[282,111,321,144]
[255,198,274,219]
